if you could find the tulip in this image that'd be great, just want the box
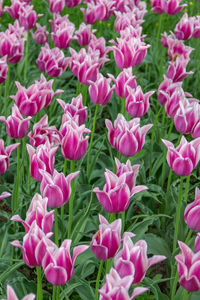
[28,114,61,147]
[91,215,122,260]
[51,17,75,49]
[0,192,11,199]
[0,139,20,174]
[174,101,199,134]
[81,3,105,25]
[19,4,41,30]
[0,104,31,139]
[105,114,152,157]
[162,136,200,176]
[174,13,194,41]
[0,0,3,17]
[184,187,200,231]
[195,233,200,253]
[167,38,193,62]
[11,74,63,116]
[89,73,114,105]
[4,0,26,19]
[4,284,35,300]
[125,86,154,117]
[0,55,8,84]
[164,86,185,119]
[175,241,200,292]
[88,35,108,62]
[114,12,144,34]
[163,0,187,15]
[26,142,58,182]
[150,0,164,14]
[108,68,137,99]
[11,193,54,234]
[161,31,176,48]
[57,94,87,125]
[167,57,193,83]
[65,0,81,7]
[99,268,148,300]
[37,43,70,77]
[42,239,88,285]
[75,23,95,46]
[60,117,90,161]
[11,221,53,267]
[193,16,200,38]
[93,167,147,213]
[157,76,181,106]
[40,169,79,208]
[33,24,49,45]
[48,0,65,13]
[114,236,166,284]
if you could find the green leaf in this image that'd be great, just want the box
[145,233,171,258]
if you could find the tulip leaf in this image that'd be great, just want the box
[145,233,171,258]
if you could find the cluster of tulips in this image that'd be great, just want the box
[1,0,200,299]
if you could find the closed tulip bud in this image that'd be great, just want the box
[108,68,137,99]
[4,285,35,300]
[175,241,200,292]
[28,114,61,147]
[114,236,166,284]
[26,142,58,182]
[106,114,152,157]
[162,136,200,176]
[42,239,88,285]
[37,43,70,77]
[0,104,31,139]
[99,268,148,300]
[89,73,114,105]
[33,24,49,45]
[57,94,87,125]
[11,193,54,234]
[0,139,20,174]
[174,13,194,41]
[163,0,186,15]
[91,215,123,260]
[0,55,8,84]
[60,118,90,161]
[184,188,200,231]
[125,86,154,117]
[48,0,65,13]
[40,169,79,208]
[65,0,81,7]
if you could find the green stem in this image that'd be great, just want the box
[171,269,179,300]
[56,286,60,300]
[161,120,174,188]
[67,160,75,238]
[173,176,184,253]
[87,105,99,180]
[184,175,190,203]
[149,106,163,176]
[122,98,126,116]
[36,266,43,300]
[13,140,21,212]
[81,84,88,106]
[21,136,26,184]
[61,159,68,224]
[0,83,3,110]
[4,63,10,118]
[165,169,172,212]
[121,211,125,234]
[55,208,59,246]
[24,30,29,82]
[188,292,192,300]
[183,290,188,300]
[95,260,104,300]
[185,229,193,245]
[76,81,81,96]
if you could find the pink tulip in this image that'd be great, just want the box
[167,38,193,62]
[0,104,31,139]
[0,55,8,84]
[4,0,26,19]
[157,76,181,106]
[37,43,70,77]
[40,169,79,208]
[193,16,200,38]
[57,94,87,125]
[33,24,49,45]
[11,193,54,234]
[89,73,114,105]
[195,233,200,253]
[4,284,35,300]
[91,215,122,260]
[28,114,61,147]
[93,167,147,213]
[125,86,154,117]
[114,235,166,284]
[48,0,65,13]
[65,0,81,7]
[26,142,58,182]
[42,239,88,285]
[75,23,95,46]
[0,192,11,200]
[163,0,187,15]
[161,31,176,48]
[164,86,185,119]
[60,117,90,161]
[0,0,3,17]
[88,35,108,63]
[99,268,148,300]
[174,101,199,134]
[108,68,137,99]
[105,114,152,157]
[81,3,105,25]
[150,0,164,13]
[11,74,63,116]
[174,13,194,41]
[19,4,41,30]
[51,16,75,49]
[175,241,200,292]
[110,36,150,69]
[114,12,144,34]
[167,57,193,82]
[0,139,20,174]
[184,187,200,231]
[162,136,200,176]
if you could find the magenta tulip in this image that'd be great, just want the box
[0,139,20,174]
